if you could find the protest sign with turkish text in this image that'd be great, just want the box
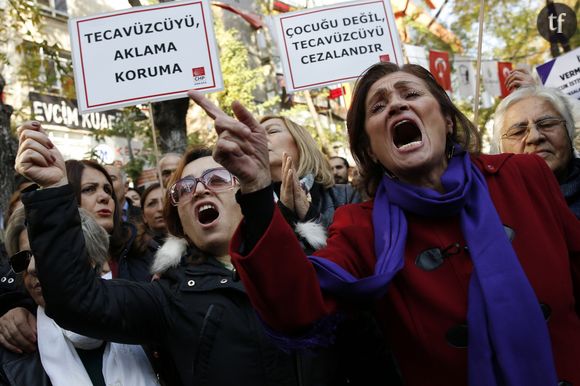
[69,0,222,113]
[536,46,580,100]
[273,0,403,92]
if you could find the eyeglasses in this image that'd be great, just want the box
[501,117,566,141]
[9,250,33,274]
[169,168,237,206]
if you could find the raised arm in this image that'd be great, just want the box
[188,93,339,333]
[15,122,169,345]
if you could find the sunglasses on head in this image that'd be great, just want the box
[169,168,237,206]
[9,250,33,274]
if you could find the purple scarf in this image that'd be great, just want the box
[309,149,557,386]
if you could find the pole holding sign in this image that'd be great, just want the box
[69,0,223,113]
[273,0,403,93]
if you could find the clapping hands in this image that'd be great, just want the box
[280,153,310,221]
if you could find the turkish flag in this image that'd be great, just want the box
[329,87,344,99]
[498,62,513,97]
[429,50,452,91]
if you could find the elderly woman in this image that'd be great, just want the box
[0,207,158,386]
[261,115,360,251]
[491,86,580,218]
[13,136,351,386]
[189,62,580,386]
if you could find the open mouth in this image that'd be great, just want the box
[393,120,422,149]
[197,203,219,225]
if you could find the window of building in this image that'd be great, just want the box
[39,46,72,95]
[19,41,73,96]
[36,0,68,18]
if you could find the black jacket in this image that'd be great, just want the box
[22,185,343,386]
[114,221,156,282]
[0,349,51,386]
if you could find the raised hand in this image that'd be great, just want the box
[15,121,67,188]
[505,68,537,92]
[188,91,271,193]
[280,153,310,220]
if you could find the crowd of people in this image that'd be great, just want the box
[0,61,578,386]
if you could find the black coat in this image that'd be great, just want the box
[22,185,343,386]
[0,349,50,386]
[115,221,156,283]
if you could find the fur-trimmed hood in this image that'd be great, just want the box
[294,221,327,250]
[151,236,188,275]
[151,221,327,275]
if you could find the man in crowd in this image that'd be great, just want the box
[105,164,140,222]
[158,153,182,188]
[329,156,350,184]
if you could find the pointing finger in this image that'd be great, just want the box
[188,90,228,120]
[232,101,263,133]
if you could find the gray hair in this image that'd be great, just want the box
[4,207,26,258]
[491,86,576,154]
[4,207,109,274]
[78,208,109,274]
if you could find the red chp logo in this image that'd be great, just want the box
[192,67,206,77]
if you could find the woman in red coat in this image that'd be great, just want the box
[189,62,580,386]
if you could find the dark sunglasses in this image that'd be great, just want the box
[9,250,33,274]
[415,243,462,271]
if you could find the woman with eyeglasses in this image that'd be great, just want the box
[0,207,159,386]
[188,61,580,386]
[13,133,348,386]
[491,86,580,218]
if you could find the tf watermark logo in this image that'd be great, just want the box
[537,3,577,42]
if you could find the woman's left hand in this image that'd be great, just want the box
[280,153,310,221]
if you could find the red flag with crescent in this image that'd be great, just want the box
[498,62,513,97]
[429,50,452,91]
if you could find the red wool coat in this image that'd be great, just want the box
[231,153,580,386]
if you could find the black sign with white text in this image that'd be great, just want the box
[29,92,122,131]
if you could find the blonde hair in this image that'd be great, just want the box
[261,116,334,189]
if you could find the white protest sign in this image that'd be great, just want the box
[69,0,223,113]
[274,0,403,92]
[536,46,580,100]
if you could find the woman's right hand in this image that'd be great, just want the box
[0,308,37,354]
[188,91,271,194]
[505,68,537,91]
[15,121,68,188]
